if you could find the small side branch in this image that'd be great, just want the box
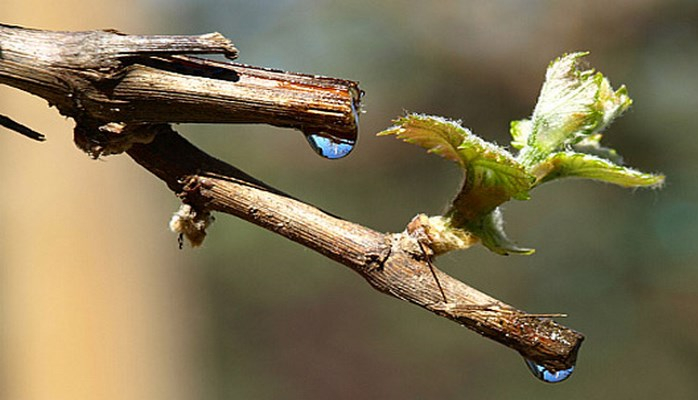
[127,128,583,372]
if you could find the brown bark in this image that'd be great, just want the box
[0,23,582,372]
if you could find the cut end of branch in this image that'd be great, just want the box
[197,32,238,59]
[169,203,214,248]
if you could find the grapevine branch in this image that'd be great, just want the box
[0,23,582,372]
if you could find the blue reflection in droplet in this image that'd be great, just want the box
[524,359,574,383]
[305,133,355,159]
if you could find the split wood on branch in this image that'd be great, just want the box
[0,23,582,372]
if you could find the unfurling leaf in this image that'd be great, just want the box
[465,208,534,256]
[515,52,663,188]
[518,52,632,165]
[379,114,533,221]
[533,152,665,188]
[378,114,473,166]
[510,119,532,150]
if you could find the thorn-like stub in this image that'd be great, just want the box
[364,238,392,272]
[169,203,214,248]
[390,231,423,261]
[0,114,46,141]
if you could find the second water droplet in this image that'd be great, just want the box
[305,133,355,159]
[524,358,574,383]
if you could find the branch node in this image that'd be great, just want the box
[178,174,215,204]
[364,239,392,272]
[406,213,478,255]
[74,121,163,157]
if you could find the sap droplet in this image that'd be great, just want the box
[524,358,574,383]
[305,133,355,159]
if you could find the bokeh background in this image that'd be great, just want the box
[1,0,697,399]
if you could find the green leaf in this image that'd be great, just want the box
[379,114,533,221]
[595,76,632,133]
[378,114,467,166]
[510,119,532,150]
[519,52,632,165]
[534,151,665,188]
[466,208,534,255]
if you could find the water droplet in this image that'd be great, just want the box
[305,133,355,159]
[524,358,575,383]
[301,88,360,159]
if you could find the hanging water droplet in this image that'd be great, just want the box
[305,133,355,159]
[524,358,575,383]
[301,90,360,159]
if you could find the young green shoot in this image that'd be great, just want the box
[379,52,664,257]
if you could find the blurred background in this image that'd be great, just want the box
[1,0,697,399]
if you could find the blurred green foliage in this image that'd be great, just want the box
[146,0,698,398]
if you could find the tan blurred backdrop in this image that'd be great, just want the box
[2,1,697,399]
[0,2,198,400]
